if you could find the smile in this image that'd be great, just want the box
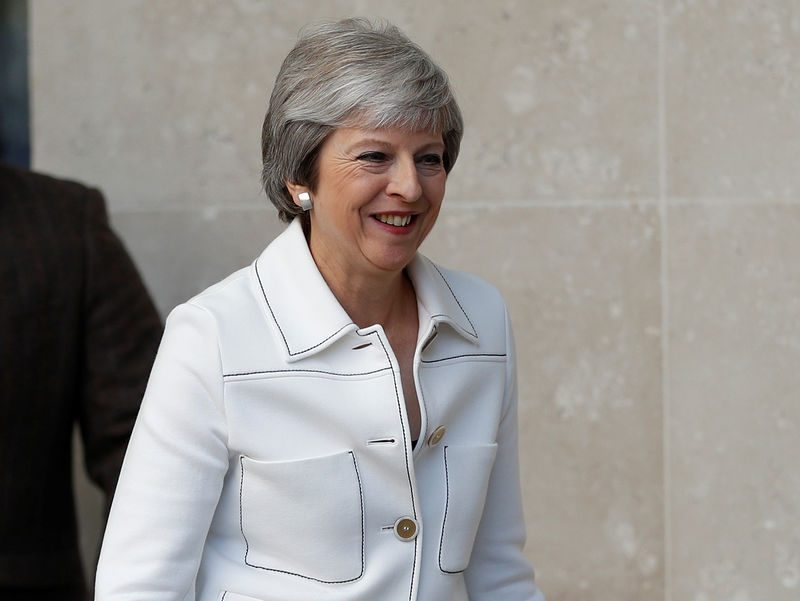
[374,214,414,227]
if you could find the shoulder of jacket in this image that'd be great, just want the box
[173,265,256,323]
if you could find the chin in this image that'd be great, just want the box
[369,251,417,274]
[361,232,429,273]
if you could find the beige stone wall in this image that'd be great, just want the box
[30,1,800,600]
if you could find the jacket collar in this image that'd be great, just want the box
[254,219,478,362]
[405,254,478,343]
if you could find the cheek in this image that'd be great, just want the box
[432,188,446,211]
[425,175,447,203]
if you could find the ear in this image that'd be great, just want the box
[285,180,310,208]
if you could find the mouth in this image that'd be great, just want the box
[373,213,415,227]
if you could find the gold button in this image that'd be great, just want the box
[394,517,418,541]
[427,425,446,446]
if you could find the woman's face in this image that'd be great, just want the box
[298,126,447,281]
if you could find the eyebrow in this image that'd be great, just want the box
[349,138,446,153]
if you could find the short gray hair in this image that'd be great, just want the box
[261,18,464,223]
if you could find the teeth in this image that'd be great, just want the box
[376,214,412,227]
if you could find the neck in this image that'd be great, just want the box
[304,220,421,332]
[330,264,417,330]
[309,251,415,332]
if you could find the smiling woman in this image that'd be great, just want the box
[288,126,446,285]
[96,18,546,601]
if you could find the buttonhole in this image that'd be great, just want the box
[366,438,396,445]
[381,525,395,531]
[352,342,372,350]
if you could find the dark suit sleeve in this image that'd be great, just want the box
[77,188,163,502]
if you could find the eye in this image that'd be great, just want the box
[357,151,389,163]
[417,153,443,169]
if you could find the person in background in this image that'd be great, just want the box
[96,18,545,601]
[0,163,163,601]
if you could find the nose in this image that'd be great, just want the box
[386,156,422,203]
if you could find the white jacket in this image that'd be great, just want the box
[96,219,544,601]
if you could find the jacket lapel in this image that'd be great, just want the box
[253,219,480,363]
[407,255,480,344]
[253,219,356,362]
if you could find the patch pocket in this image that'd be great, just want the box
[239,450,364,583]
[438,443,498,573]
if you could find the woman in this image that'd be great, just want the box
[96,18,545,601]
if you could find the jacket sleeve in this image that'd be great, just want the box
[95,302,229,601]
[78,188,162,502]
[463,305,546,601]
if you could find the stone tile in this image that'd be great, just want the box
[666,0,800,199]
[422,204,664,600]
[433,0,660,203]
[109,206,285,317]
[30,0,284,212]
[31,1,658,210]
[669,204,800,601]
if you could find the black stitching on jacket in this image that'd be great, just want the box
[438,445,464,574]
[421,353,506,364]
[255,260,353,356]
[223,367,391,378]
[431,264,478,338]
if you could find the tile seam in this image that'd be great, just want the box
[107,199,663,216]
[442,199,659,209]
[659,2,673,601]
[667,196,800,206]
[106,196,800,217]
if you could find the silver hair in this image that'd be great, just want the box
[261,18,464,223]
